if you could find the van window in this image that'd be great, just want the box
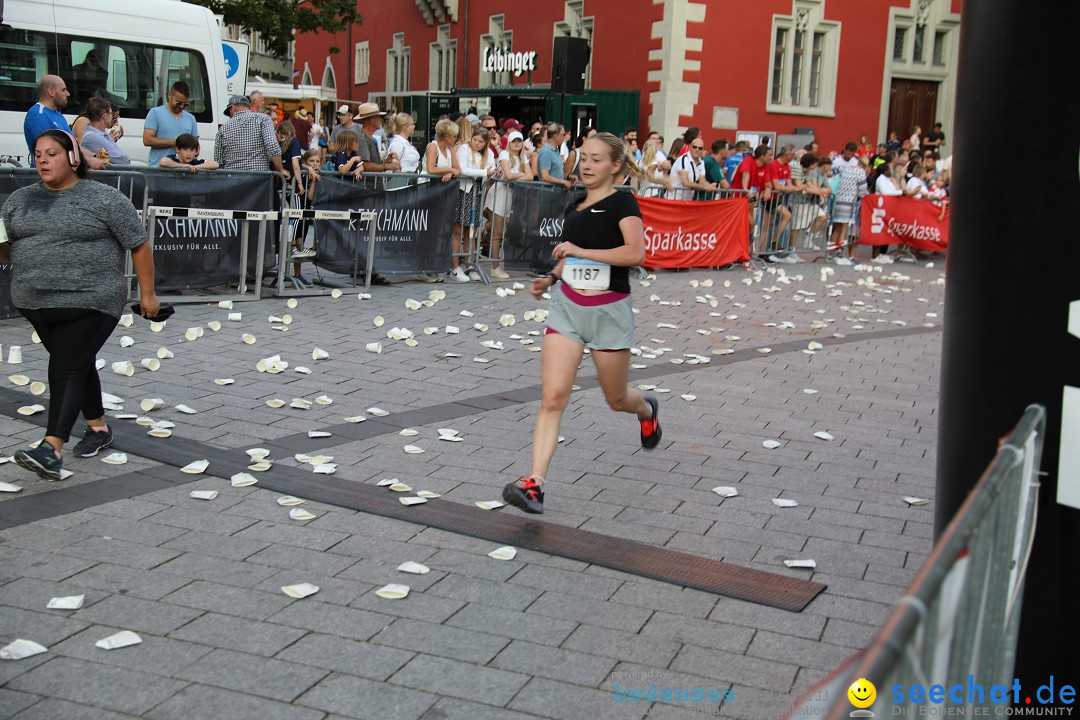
[0,27,211,123]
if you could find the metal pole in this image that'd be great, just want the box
[253,216,266,301]
[238,221,249,295]
[935,0,1079,687]
[365,212,375,291]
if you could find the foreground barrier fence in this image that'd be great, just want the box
[785,404,1045,719]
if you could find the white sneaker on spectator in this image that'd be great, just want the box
[490,267,511,280]
[452,267,471,282]
[468,270,482,281]
[833,256,854,266]
[292,248,317,260]
[767,254,783,263]
[871,254,893,264]
[415,272,442,283]
[779,254,800,264]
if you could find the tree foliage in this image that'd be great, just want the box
[193,0,361,58]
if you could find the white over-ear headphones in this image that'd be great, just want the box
[59,130,80,168]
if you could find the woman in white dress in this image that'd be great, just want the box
[484,130,533,279]
[450,128,495,282]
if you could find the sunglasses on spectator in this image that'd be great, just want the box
[482,125,497,131]
[691,144,705,150]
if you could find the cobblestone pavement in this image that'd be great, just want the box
[0,254,946,719]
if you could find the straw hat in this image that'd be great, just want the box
[355,102,386,120]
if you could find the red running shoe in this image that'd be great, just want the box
[640,393,662,449]
[502,475,545,514]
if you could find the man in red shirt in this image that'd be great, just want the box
[764,143,799,262]
[731,145,772,246]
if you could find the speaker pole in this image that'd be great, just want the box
[936,0,1079,687]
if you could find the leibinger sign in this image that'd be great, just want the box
[482,46,537,77]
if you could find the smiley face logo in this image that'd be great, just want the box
[847,678,876,709]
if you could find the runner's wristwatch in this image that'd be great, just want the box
[545,271,560,283]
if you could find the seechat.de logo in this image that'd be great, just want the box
[890,676,1075,714]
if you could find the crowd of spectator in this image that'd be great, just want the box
[20,76,952,282]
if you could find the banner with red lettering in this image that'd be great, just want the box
[638,196,750,268]
[859,195,949,251]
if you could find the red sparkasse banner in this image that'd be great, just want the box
[859,194,949,251]
[638,195,750,268]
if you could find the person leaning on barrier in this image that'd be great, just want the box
[723,140,750,186]
[703,139,732,191]
[144,81,198,168]
[486,129,534,280]
[762,143,799,262]
[1,129,158,480]
[638,138,671,196]
[386,113,421,173]
[355,103,400,173]
[450,128,496,283]
[666,138,715,200]
[160,133,218,172]
[331,130,364,179]
[276,120,305,192]
[538,124,575,190]
[422,118,461,183]
[78,98,130,166]
[214,95,283,173]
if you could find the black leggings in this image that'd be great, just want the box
[17,307,117,443]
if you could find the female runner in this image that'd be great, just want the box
[502,133,661,514]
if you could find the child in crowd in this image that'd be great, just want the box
[160,134,219,171]
[289,149,321,287]
[331,129,363,178]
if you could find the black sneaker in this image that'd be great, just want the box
[502,476,545,514]
[14,442,64,480]
[640,393,662,450]
[73,426,114,458]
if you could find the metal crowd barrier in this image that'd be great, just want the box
[278,207,377,292]
[140,206,278,303]
[786,404,1046,719]
[280,170,450,290]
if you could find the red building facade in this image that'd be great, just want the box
[294,0,962,153]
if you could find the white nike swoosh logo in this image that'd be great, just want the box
[590,209,605,213]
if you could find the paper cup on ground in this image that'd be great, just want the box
[241,333,256,345]
[365,342,382,354]
[140,358,161,372]
[156,347,174,359]
[140,398,164,412]
[311,348,329,360]
[111,361,134,377]
[7,346,22,364]
[286,298,298,308]
[150,321,166,332]
[184,328,199,341]
[206,320,222,332]
[29,381,46,395]
[218,300,233,309]
[228,312,242,321]
[281,583,320,598]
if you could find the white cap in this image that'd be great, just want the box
[336,104,352,115]
[507,131,524,143]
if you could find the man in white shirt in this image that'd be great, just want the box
[666,138,716,200]
[833,141,859,169]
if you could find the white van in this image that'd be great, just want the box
[0,0,225,164]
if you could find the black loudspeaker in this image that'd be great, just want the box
[551,37,590,95]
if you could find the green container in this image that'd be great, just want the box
[369,87,640,151]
